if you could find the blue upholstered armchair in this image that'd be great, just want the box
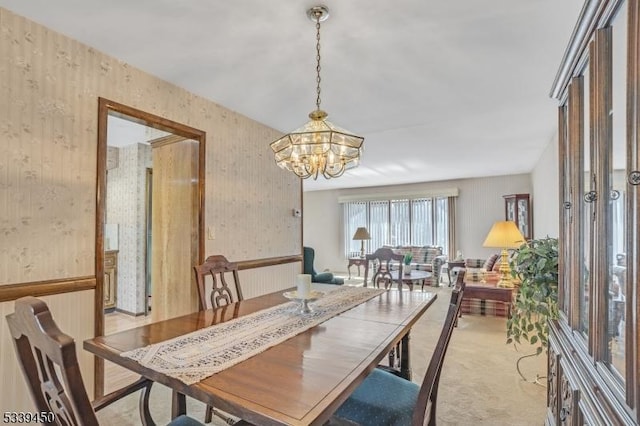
[303,246,344,285]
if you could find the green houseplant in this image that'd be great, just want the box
[403,253,413,274]
[506,237,559,380]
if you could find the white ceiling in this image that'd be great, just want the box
[0,0,584,191]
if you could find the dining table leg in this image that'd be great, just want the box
[172,391,187,418]
[400,332,411,380]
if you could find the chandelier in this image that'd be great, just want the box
[270,6,364,180]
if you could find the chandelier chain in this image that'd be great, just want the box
[315,17,322,111]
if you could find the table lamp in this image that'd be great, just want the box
[352,227,371,258]
[482,221,525,288]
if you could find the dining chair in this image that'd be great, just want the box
[451,269,466,304]
[451,269,466,326]
[5,296,203,426]
[364,248,404,289]
[194,254,244,311]
[193,254,243,423]
[332,286,465,426]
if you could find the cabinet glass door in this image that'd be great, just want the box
[579,61,592,337]
[506,198,516,222]
[516,198,529,239]
[560,104,571,315]
[605,2,627,381]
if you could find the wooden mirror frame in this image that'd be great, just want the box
[94,97,206,397]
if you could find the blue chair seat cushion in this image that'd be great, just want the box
[168,415,205,426]
[334,368,419,426]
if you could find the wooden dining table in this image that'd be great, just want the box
[84,284,437,426]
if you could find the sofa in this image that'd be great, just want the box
[382,245,447,287]
[464,254,501,284]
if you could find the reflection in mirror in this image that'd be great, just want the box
[579,60,591,337]
[105,115,169,316]
[606,1,627,381]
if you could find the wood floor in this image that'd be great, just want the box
[104,311,153,394]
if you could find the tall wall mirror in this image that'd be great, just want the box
[95,98,205,397]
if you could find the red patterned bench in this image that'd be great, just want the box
[461,282,513,317]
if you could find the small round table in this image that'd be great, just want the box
[384,270,432,291]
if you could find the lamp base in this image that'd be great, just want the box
[496,248,514,288]
[496,278,514,288]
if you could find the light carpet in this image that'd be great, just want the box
[98,282,546,425]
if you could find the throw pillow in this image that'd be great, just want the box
[492,259,502,272]
[483,254,500,271]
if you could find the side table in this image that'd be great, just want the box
[347,257,368,279]
[445,260,466,286]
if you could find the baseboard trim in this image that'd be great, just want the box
[114,307,146,317]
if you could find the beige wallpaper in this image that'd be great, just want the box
[0,7,301,286]
[0,7,301,410]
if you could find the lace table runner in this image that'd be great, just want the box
[122,286,385,385]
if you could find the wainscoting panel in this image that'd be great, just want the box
[0,290,95,413]
[238,262,303,299]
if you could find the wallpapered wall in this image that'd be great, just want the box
[531,135,560,239]
[0,7,301,410]
[106,143,152,314]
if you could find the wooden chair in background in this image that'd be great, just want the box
[364,248,404,289]
[194,255,244,310]
[193,254,244,423]
[6,296,202,426]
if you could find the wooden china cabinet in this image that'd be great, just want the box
[548,0,639,424]
[503,194,533,240]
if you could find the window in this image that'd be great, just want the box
[343,197,450,257]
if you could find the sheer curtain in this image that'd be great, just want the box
[390,200,410,246]
[369,201,389,253]
[342,196,452,257]
[446,196,457,259]
[434,197,448,255]
[411,198,433,245]
[343,202,367,257]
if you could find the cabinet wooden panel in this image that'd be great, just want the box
[546,342,560,425]
[104,250,118,310]
[558,361,581,426]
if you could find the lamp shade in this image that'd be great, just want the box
[352,227,371,240]
[483,221,525,249]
